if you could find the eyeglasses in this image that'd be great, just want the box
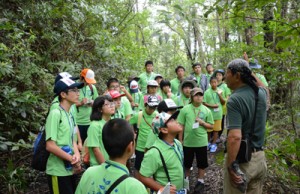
[68,88,80,93]
[103,102,115,107]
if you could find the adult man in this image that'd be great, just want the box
[170,65,185,96]
[138,60,157,94]
[190,63,209,92]
[224,59,267,194]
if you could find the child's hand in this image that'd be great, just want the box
[82,98,88,105]
[213,104,219,108]
[120,85,126,92]
[170,185,177,194]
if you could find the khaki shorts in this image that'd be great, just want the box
[207,120,222,132]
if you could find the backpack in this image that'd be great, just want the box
[31,107,62,171]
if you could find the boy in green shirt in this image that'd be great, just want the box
[159,80,175,100]
[46,77,83,194]
[140,111,185,194]
[170,65,186,96]
[138,60,157,94]
[177,87,214,194]
[175,79,196,106]
[128,80,144,113]
[129,95,159,176]
[75,68,99,143]
[76,119,148,194]
[205,63,214,82]
[203,77,226,153]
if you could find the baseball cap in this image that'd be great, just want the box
[190,87,204,96]
[249,58,262,69]
[80,68,96,84]
[127,75,140,83]
[180,78,197,90]
[157,99,183,113]
[108,90,125,99]
[129,80,139,93]
[152,111,180,134]
[54,72,78,84]
[54,77,84,96]
[154,74,163,80]
[147,80,159,87]
[146,95,159,107]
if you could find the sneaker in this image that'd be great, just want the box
[210,144,217,153]
[194,181,204,193]
[216,138,221,144]
[207,142,211,150]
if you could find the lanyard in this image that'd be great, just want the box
[162,140,183,166]
[105,161,129,175]
[193,108,201,119]
[82,85,87,97]
[59,105,74,144]
[113,110,123,119]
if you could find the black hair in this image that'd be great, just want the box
[160,80,171,90]
[175,65,185,73]
[210,76,218,83]
[192,62,202,68]
[90,95,113,121]
[102,118,134,159]
[106,78,119,88]
[182,82,194,89]
[227,59,258,94]
[206,63,212,68]
[58,89,69,102]
[145,60,153,66]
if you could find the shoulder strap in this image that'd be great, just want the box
[88,84,94,96]
[149,146,171,183]
[137,111,143,128]
[106,174,129,194]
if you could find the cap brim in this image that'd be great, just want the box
[84,77,96,84]
[249,64,262,69]
[148,103,159,107]
[166,110,180,123]
[192,91,203,96]
[70,82,84,89]
[114,93,126,98]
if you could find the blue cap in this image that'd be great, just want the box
[54,77,84,95]
[249,58,261,69]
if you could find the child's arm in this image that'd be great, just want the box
[120,85,134,103]
[76,126,83,151]
[196,118,214,129]
[139,175,164,192]
[217,91,226,105]
[203,102,218,108]
[92,147,105,164]
[46,140,73,162]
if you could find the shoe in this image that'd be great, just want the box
[210,144,217,153]
[216,138,221,144]
[207,142,211,150]
[194,181,204,193]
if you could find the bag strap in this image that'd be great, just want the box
[88,84,94,96]
[149,146,171,183]
[106,174,129,194]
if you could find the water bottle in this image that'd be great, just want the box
[61,146,73,170]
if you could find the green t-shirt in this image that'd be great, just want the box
[203,88,223,120]
[140,139,184,190]
[256,73,269,87]
[87,119,108,166]
[173,94,190,107]
[217,82,231,115]
[75,160,148,194]
[206,73,213,83]
[144,131,158,149]
[120,97,133,118]
[129,110,158,152]
[227,86,267,148]
[170,78,181,96]
[50,97,78,124]
[76,84,99,125]
[45,107,76,176]
[131,92,145,114]
[159,91,175,101]
[111,109,124,119]
[138,72,157,94]
[177,104,214,147]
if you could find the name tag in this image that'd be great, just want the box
[192,122,199,129]
[214,108,219,112]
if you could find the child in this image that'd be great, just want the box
[205,63,214,82]
[76,68,99,143]
[203,77,226,152]
[129,96,159,176]
[213,69,231,139]
[76,119,148,194]
[144,80,162,104]
[159,80,175,100]
[128,80,144,113]
[175,79,196,106]
[108,90,126,119]
[45,77,83,194]
[86,95,116,166]
[106,78,133,121]
[177,87,214,193]
[139,111,185,194]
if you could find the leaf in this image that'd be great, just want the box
[0,144,8,151]
[11,145,19,151]
[276,38,292,49]
[173,4,183,11]
[21,111,26,118]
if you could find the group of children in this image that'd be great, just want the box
[44,61,232,194]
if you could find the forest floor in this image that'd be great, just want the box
[1,136,299,194]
